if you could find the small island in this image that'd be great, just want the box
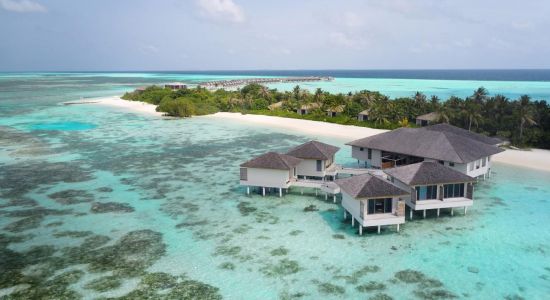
[122,82,549,149]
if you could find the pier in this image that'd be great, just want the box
[198,76,333,89]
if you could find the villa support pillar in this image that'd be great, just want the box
[359,225,363,236]
[410,209,413,220]
[437,208,440,218]
[279,188,282,198]
[262,187,265,197]
[301,189,303,195]
[351,217,355,227]
[333,194,336,203]
[397,224,400,232]
[451,208,454,216]
[423,210,426,219]
[344,210,347,219]
[246,186,250,195]
[377,226,381,234]
[315,189,318,196]
[464,207,467,215]
[325,193,328,201]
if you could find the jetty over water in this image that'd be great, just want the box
[198,76,333,89]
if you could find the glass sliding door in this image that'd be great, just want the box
[367,198,393,215]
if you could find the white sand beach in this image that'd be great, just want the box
[86,96,163,116]
[90,97,550,173]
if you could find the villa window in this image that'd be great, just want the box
[316,160,323,171]
[449,162,455,167]
[438,160,444,165]
[482,157,487,167]
[443,183,465,198]
[476,159,481,169]
[293,168,296,177]
[367,198,392,214]
[367,148,372,160]
[469,162,474,171]
[360,147,364,151]
[415,185,437,200]
[240,168,247,181]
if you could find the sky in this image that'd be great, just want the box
[1,0,549,71]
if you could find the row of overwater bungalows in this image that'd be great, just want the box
[239,124,504,234]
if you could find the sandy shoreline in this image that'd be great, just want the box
[82,96,163,116]
[88,96,550,173]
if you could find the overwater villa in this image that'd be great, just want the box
[358,109,370,121]
[238,124,503,234]
[296,103,320,115]
[384,162,475,219]
[326,105,345,117]
[415,112,440,126]
[347,124,504,179]
[286,141,340,181]
[240,152,301,197]
[338,174,408,235]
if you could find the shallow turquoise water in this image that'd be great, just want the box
[1,74,549,299]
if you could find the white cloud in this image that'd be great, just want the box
[139,44,159,55]
[341,12,364,28]
[196,0,245,23]
[0,0,46,13]
[329,32,367,50]
[511,21,534,30]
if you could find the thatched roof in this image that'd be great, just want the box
[358,109,370,115]
[326,105,345,113]
[268,101,284,110]
[416,112,440,121]
[336,174,409,199]
[240,152,301,170]
[384,162,475,186]
[425,123,504,146]
[299,103,320,110]
[286,141,340,160]
[347,126,504,164]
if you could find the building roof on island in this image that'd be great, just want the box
[300,103,320,110]
[358,109,370,115]
[416,112,440,121]
[286,141,340,160]
[337,173,409,199]
[240,152,301,170]
[424,123,503,146]
[346,125,504,164]
[326,105,345,113]
[384,162,475,186]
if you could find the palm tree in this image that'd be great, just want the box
[259,85,271,102]
[461,101,483,131]
[435,103,452,124]
[517,95,537,142]
[471,87,488,105]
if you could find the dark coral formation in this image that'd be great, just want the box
[48,189,94,205]
[90,202,135,214]
[261,259,302,277]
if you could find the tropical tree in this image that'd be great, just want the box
[461,100,483,131]
[517,95,537,142]
[471,87,488,105]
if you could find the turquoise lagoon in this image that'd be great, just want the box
[1,73,550,299]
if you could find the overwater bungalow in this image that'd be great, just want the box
[286,141,340,181]
[164,82,187,90]
[347,124,504,179]
[240,152,301,197]
[326,105,345,117]
[415,112,440,126]
[384,162,475,219]
[337,174,408,235]
[296,103,320,115]
[358,109,370,121]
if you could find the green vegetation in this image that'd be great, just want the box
[122,84,550,148]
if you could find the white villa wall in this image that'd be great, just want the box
[351,146,382,168]
[341,192,361,220]
[240,168,292,188]
[296,159,325,178]
[465,156,491,178]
